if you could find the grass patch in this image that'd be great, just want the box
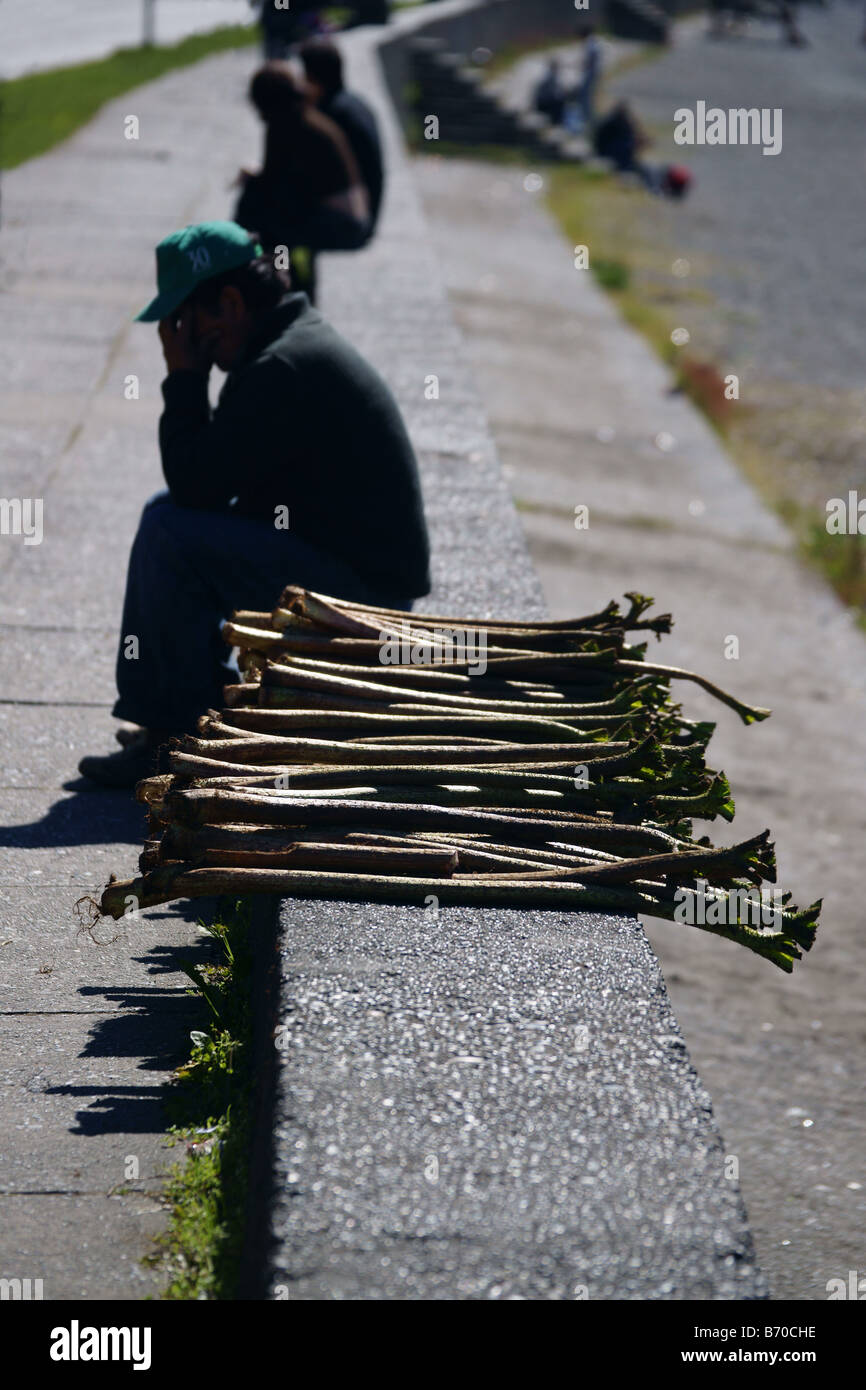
[0,24,257,169]
[592,257,630,291]
[776,497,866,617]
[799,517,866,611]
[548,165,691,370]
[146,898,255,1301]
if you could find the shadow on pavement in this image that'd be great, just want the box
[0,782,148,850]
[48,930,220,1137]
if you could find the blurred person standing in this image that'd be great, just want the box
[564,25,602,133]
[579,25,602,128]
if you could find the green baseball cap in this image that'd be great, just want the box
[135,221,264,322]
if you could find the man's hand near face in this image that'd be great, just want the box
[158,306,212,376]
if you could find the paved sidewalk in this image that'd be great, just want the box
[415,151,866,1300]
[0,0,253,78]
[0,48,262,1299]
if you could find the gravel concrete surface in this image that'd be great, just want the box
[414,128,866,1299]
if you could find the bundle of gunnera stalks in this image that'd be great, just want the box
[96,587,820,972]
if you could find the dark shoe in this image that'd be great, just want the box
[115,723,146,748]
[78,732,171,788]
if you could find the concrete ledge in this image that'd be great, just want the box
[259,9,766,1300]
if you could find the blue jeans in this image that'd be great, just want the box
[113,492,410,732]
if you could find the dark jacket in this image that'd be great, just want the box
[321,88,384,234]
[159,293,430,598]
[261,104,361,205]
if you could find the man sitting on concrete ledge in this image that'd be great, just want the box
[79,220,430,788]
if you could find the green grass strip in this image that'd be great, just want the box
[145,898,255,1301]
[0,25,257,170]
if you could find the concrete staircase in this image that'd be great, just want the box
[410,36,590,163]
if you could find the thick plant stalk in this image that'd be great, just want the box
[177,729,658,770]
[98,865,815,970]
[165,754,715,823]
[275,591,764,723]
[159,822,626,871]
[169,757,628,793]
[261,663,632,715]
[267,649,765,725]
[269,657,624,702]
[349,733,525,746]
[465,832,775,889]
[238,645,567,693]
[279,650,621,684]
[405,831,627,865]
[160,789,683,852]
[332,830,624,873]
[226,621,627,663]
[616,659,771,724]
[217,706,607,742]
[152,839,461,876]
[232,610,272,625]
[223,682,261,708]
[253,687,627,724]
[282,586,673,636]
[261,625,627,656]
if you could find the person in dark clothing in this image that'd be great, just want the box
[300,38,385,238]
[593,102,659,192]
[235,63,370,257]
[532,58,567,127]
[258,1,325,59]
[79,221,430,787]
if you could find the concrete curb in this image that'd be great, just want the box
[260,10,767,1301]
